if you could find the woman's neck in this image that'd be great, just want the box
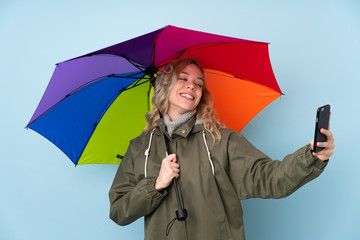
[164,110,196,136]
[167,112,181,122]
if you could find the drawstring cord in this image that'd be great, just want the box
[202,130,215,176]
[166,217,177,236]
[165,217,189,238]
[144,128,156,177]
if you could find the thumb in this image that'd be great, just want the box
[310,140,314,150]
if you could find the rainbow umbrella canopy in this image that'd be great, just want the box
[26,25,283,165]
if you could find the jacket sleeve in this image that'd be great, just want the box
[109,144,167,226]
[227,132,327,200]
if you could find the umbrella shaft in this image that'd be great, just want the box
[172,178,182,210]
[163,133,183,209]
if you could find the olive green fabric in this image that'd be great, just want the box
[109,116,327,240]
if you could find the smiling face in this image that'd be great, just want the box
[167,64,204,121]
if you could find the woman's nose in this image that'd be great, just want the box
[187,81,195,90]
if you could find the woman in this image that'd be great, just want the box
[109,57,335,240]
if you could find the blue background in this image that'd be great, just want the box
[1,0,359,239]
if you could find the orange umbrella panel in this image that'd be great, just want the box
[205,69,282,132]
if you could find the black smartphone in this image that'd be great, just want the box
[313,104,331,153]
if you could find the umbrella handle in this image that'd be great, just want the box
[173,178,188,221]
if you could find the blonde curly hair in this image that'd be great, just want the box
[144,57,223,142]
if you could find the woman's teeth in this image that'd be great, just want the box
[180,93,194,100]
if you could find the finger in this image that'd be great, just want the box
[320,129,333,141]
[312,148,330,157]
[314,144,334,156]
[315,146,334,155]
[169,162,180,168]
[162,161,179,173]
[316,141,327,147]
[314,151,332,161]
[171,167,180,173]
[167,153,176,159]
[314,139,335,154]
[318,139,334,150]
[163,153,176,162]
[317,141,335,150]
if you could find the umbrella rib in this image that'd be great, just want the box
[94,89,125,127]
[59,52,147,70]
[175,49,186,59]
[151,26,167,68]
[26,75,113,128]
[95,75,150,128]
[128,71,150,79]
[93,76,150,129]
[26,73,148,128]
[66,71,150,98]
[110,72,145,79]
[206,71,284,94]
[205,70,238,79]
[67,74,140,97]
[174,42,228,58]
[174,41,268,59]
[124,75,151,91]
[118,54,147,73]
[94,75,151,128]
[125,78,150,90]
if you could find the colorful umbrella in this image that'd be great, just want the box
[26,25,283,165]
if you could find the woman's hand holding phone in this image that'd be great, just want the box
[310,128,335,161]
[310,105,335,161]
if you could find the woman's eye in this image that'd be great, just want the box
[196,84,203,88]
[179,78,187,81]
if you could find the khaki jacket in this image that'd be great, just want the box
[109,116,327,240]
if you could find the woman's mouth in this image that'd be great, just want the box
[180,93,194,100]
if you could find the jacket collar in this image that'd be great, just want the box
[155,115,204,139]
